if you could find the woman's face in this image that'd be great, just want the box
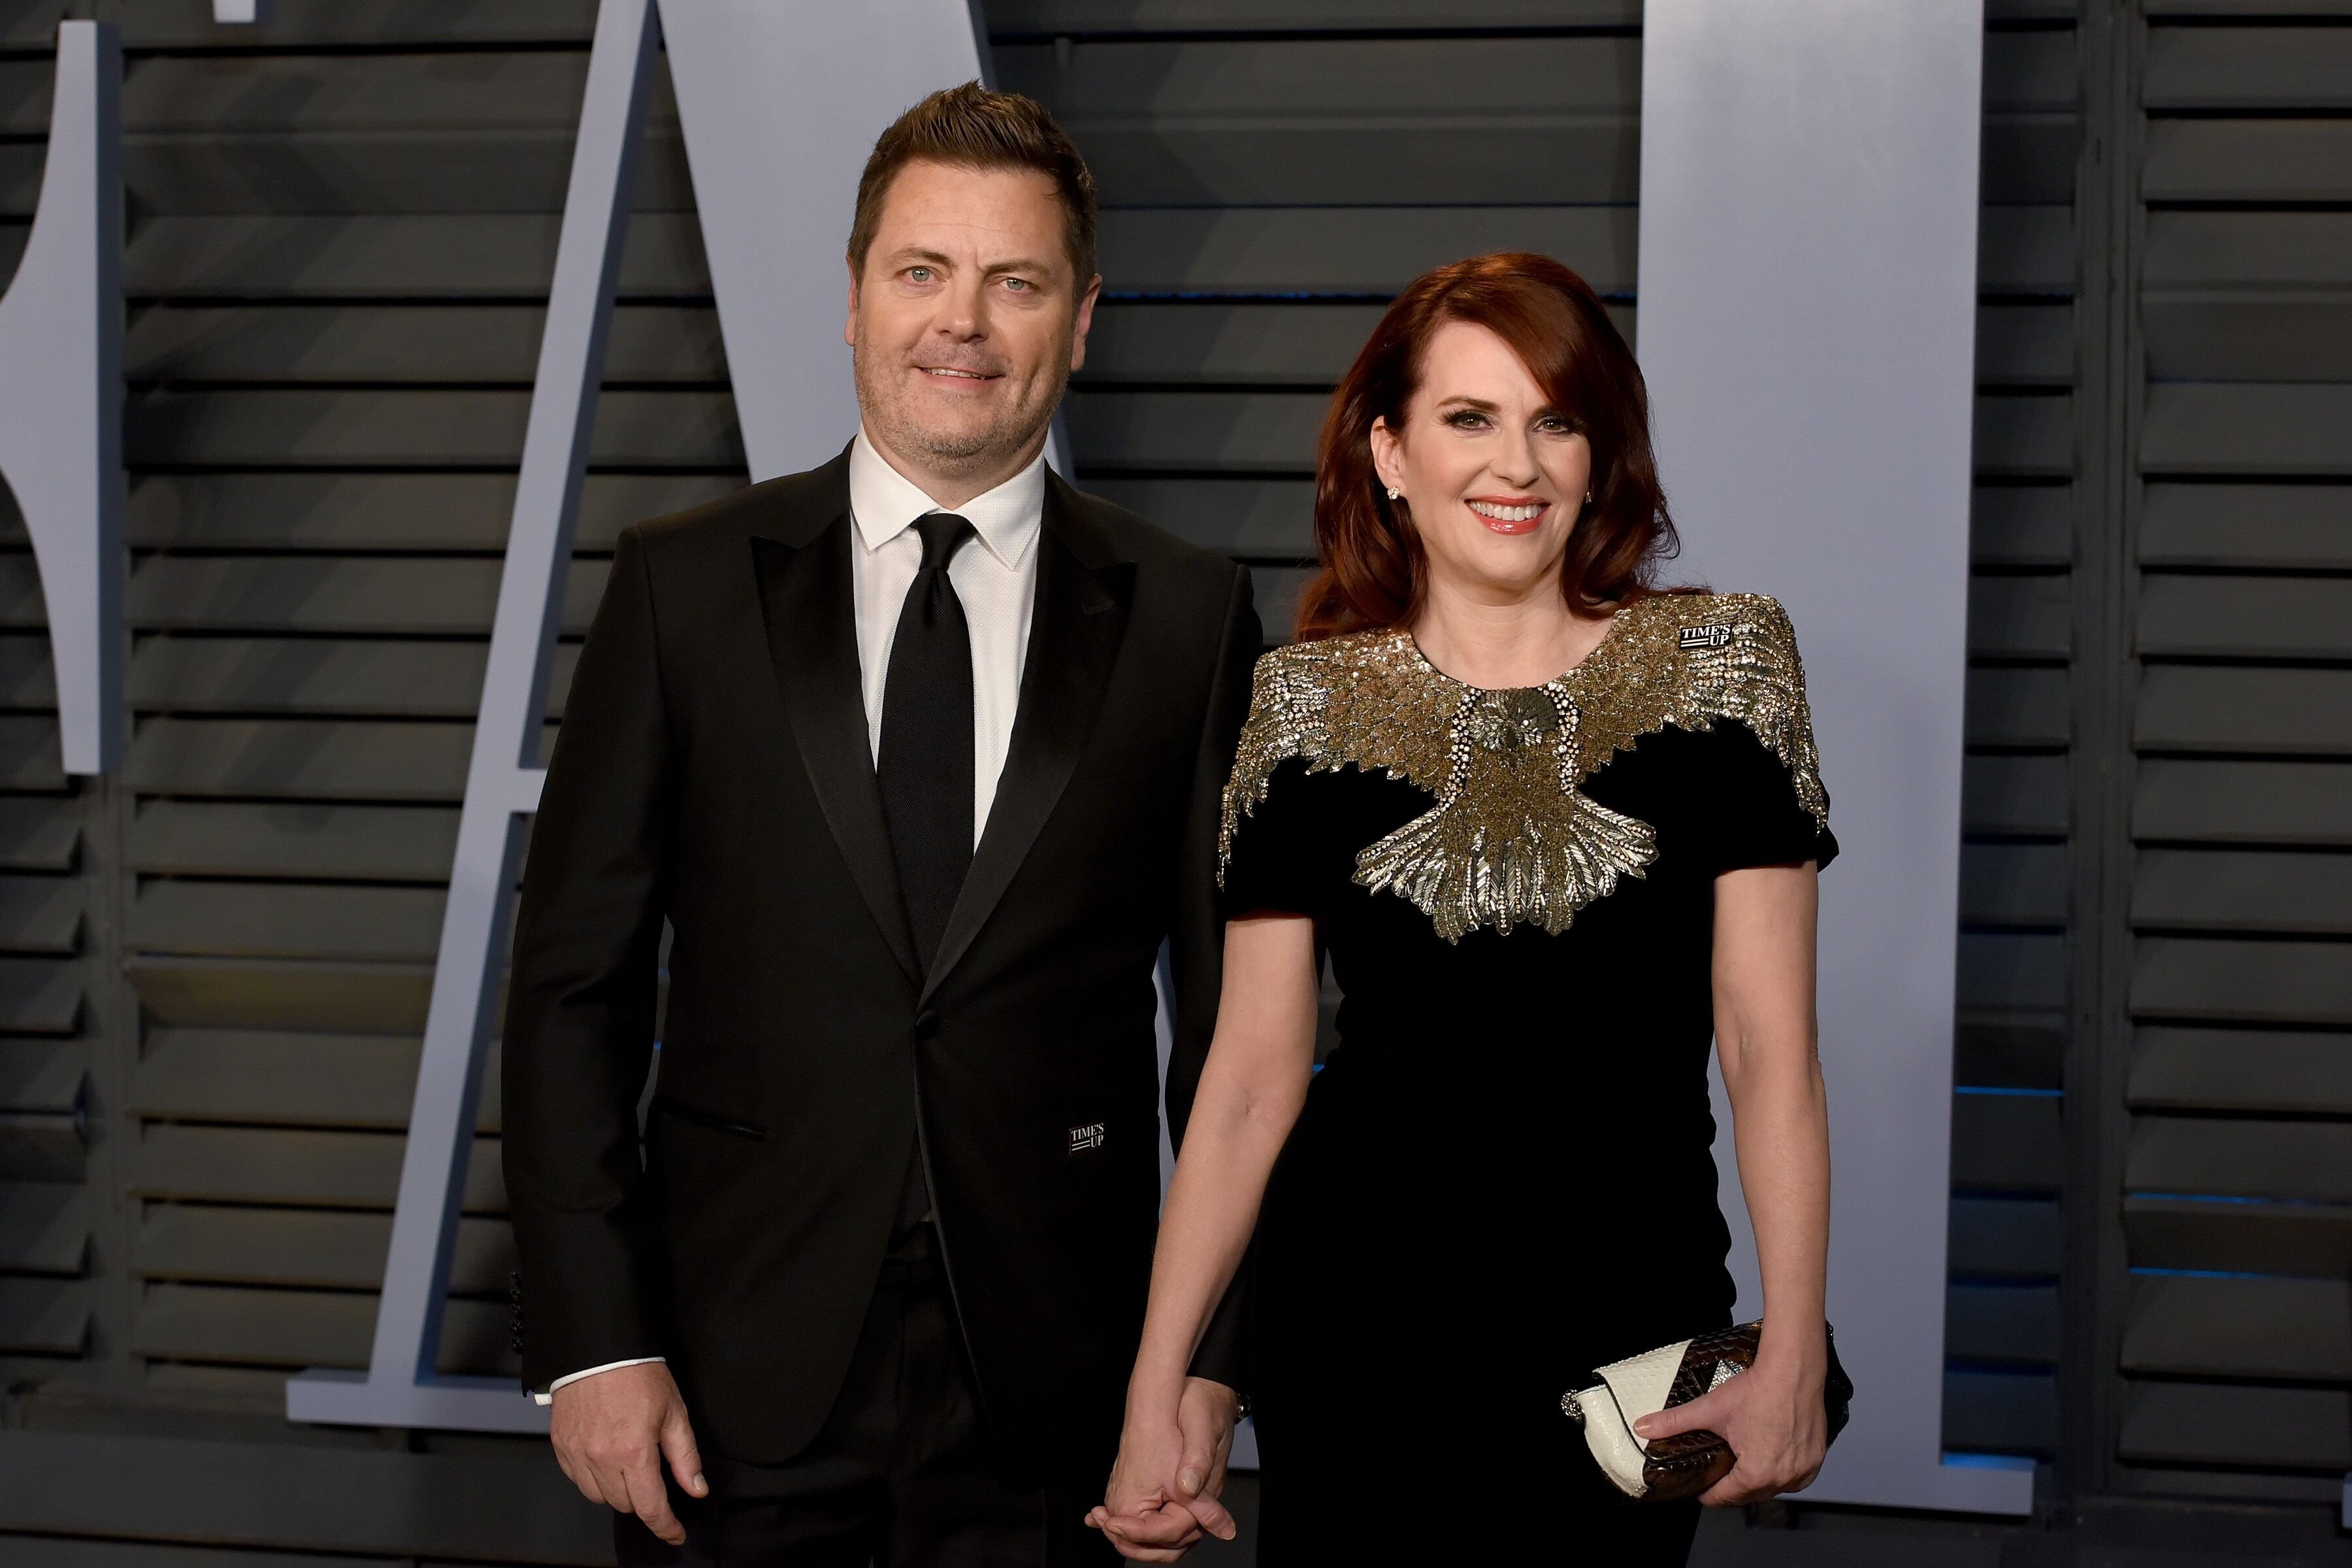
[1369,319,1594,605]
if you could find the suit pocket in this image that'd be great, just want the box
[649,1092,767,1141]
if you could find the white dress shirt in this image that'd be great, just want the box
[845,427,1046,836]
[535,430,1048,1404]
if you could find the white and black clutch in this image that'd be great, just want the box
[1561,1322,1853,1502]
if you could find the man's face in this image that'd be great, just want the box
[847,159,1098,482]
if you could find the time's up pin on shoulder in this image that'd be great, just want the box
[1678,624,1734,651]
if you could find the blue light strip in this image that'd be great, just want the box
[2131,1192,2341,1208]
[1942,1452,2036,1471]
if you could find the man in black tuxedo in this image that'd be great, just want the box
[503,84,1256,1565]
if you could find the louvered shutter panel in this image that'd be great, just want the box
[2110,1,2352,1492]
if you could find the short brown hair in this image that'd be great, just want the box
[848,82,1098,286]
[1296,252,1679,642]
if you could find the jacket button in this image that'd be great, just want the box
[914,1010,940,1041]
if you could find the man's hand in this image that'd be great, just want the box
[549,1362,709,1545]
[1632,1341,1827,1506]
[1086,1377,1241,1561]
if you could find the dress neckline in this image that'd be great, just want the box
[1399,602,1629,694]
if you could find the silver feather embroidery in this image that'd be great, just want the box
[1218,593,1827,943]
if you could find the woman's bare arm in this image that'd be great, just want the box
[1135,912,1319,1407]
[1092,912,1320,1554]
[1718,863,1831,1368]
[1635,862,1832,1503]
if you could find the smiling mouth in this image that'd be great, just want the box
[920,366,1001,382]
[1467,498,1547,524]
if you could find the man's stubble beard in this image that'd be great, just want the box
[851,323,1071,481]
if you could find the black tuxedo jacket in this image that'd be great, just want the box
[502,449,1260,1481]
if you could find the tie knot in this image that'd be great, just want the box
[914,513,975,574]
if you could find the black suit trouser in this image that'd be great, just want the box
[614,1226,1117,1568]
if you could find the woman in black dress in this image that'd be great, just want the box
[1091,253,1837,1564]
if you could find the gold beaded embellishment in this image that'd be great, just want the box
[1218,592,1828,943]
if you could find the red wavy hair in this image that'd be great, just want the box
[1294,252,1678,642]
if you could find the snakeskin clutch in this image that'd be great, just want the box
[1561,1322,1853,1502]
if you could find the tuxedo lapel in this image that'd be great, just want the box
[922,478,1134,1004]
[751,516,922,987]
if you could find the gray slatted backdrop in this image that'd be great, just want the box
[1955,0,2078,1467]
[1,2,705,1558]
[2109,1,2352,1497]
[0,0,2342,1558]
[110,6,735,1405]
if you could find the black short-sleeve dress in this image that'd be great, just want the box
[1217,592,1835,1564]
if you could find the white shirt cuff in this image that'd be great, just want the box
[531,1356,666,1406]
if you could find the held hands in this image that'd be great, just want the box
[549,1362,709,1545]
[1086,1377,1242,1561]
[1631,1329,1828,1506]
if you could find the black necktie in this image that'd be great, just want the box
[877,512,977,968]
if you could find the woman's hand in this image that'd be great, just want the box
[1086,1379,1241,1561]
[1631,1331,1829,1506]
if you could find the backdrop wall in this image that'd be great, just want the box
[1636,0,2029,1514]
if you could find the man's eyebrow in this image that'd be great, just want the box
[881,248,1061,282]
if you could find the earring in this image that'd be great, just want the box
[1386,487,1401,500]
[1584,490,1593,504]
